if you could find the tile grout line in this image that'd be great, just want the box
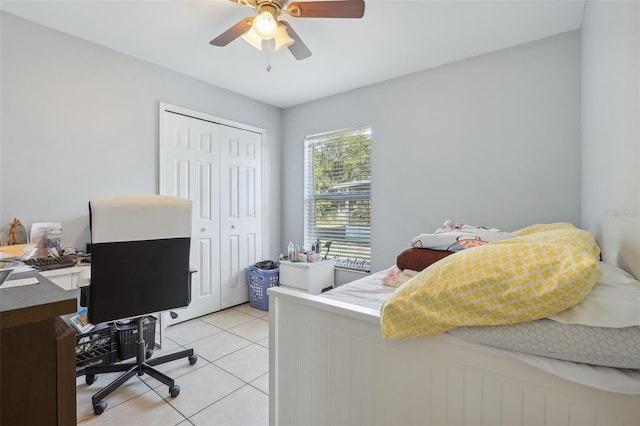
[183,382,260,423]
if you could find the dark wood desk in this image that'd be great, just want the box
[1,271,77,426]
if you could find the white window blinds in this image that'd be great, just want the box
[304,126,371,272]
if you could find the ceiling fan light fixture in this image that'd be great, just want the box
[253,9,278,39]
[274,23,294,51]
[211,0,365,61]
[241,26,263,50]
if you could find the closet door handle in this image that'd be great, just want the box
[201,227,207,232]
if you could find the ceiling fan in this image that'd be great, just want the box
[210,0,365,61]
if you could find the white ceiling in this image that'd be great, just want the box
[1,0,585,108]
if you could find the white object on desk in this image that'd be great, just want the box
[2,277,39,288]
[40,265,91,291]
[279,259,335,295]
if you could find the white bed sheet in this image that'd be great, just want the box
[550,261,640,327]
[319,267,394,309]
[319,264,640,394]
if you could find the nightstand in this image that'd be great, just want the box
[278,259,335,295]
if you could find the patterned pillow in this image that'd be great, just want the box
[381,242,601,339]
[496,228,601,260]
[448,320,640,369]
[511,222,576,236]
[411,221,514,252]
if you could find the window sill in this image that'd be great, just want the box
[335,266,370,274]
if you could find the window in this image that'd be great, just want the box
[304,126,371,272]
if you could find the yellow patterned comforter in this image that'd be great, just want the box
[380,226,601,339]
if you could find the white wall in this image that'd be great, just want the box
[0,12,282,259]
[581,0,640,278]
[283,31,582,276]
[10,11,627,283]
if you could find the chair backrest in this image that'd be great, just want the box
[88,194,192,324]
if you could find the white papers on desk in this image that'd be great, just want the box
[0,243,36,260]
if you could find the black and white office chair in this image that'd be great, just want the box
[83,194,198,415]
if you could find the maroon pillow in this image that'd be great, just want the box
[396,248,453,271]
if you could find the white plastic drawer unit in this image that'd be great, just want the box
[278,259,335,295]
[40,266,91,291]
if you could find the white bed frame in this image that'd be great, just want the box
[268,286,640,426]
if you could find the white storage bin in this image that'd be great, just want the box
[278,259,335,295]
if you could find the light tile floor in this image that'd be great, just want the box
[76,303,269,425]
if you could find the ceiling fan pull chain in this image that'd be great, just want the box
[266,39,272,72]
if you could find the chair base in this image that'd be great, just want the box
[83,318,197,415]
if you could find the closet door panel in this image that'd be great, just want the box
[161,112,221,323]
[220,127,263,309]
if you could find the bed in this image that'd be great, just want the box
[268,224,640,426]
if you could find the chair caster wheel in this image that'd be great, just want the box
[169,385,180,398]
[85,374,96,385]
[189,355,198,365]
[93,400,107,415]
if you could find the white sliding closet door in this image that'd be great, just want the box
[161,112,222,324]
[159,103,264,324]
[219,126,263,308]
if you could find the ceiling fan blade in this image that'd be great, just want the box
[228,0,257,7]
[280,20,312,60]
[285,1,365,18]
[210,17,253,46]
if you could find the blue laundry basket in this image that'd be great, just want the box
[246,263,279,310]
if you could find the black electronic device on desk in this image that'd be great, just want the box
[23,255,78,271]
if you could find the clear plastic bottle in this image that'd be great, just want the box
[287,241,294,261]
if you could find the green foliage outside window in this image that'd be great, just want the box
[305,127,371,269]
